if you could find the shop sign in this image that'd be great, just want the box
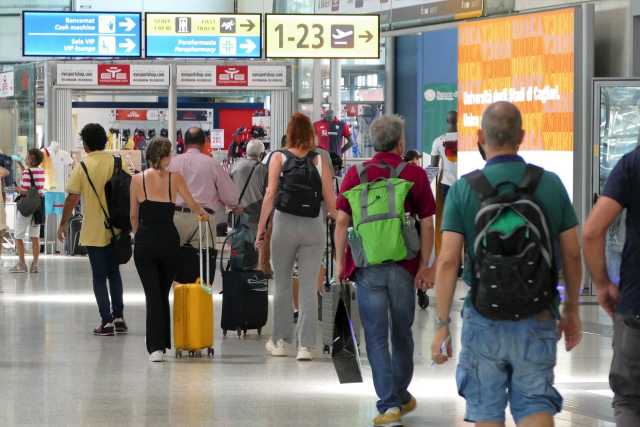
[130,65,170,86]
[0,71,15,98]
[57,63,98,85]
[216,65,248,86]
[265,14,379,59]
[248,66,287,87]
[116,109,147,121]
[22,11,141,57]
[56,64,170,87]
[145,13,261,58]
[176,65,215,87]
[98,64,130,86]
[177,65,287,89]
[177,110,210,121]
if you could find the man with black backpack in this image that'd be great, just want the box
[431,102,583,427]
[58,123,128,337]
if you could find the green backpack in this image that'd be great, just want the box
[343,161,420,267]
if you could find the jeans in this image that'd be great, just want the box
[354,264,416,413]
[86,245,124,323]
[610,315,640,426]
[457,305,562,424]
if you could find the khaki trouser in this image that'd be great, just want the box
[174,211,216,248]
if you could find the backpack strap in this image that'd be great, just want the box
[518,164,544,195]
[393,162,408,178]
[114,156,122,174]
[464,170,497,201]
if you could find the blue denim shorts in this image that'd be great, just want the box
[456,305,563,424]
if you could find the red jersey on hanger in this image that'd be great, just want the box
[314,118,351,156]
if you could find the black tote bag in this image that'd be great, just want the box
[331,284,363,384]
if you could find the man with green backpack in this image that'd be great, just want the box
[335,115,436,427]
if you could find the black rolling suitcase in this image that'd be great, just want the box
[220,232,269,338]
[65,214,87,256]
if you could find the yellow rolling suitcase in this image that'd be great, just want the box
[174,221,215,358]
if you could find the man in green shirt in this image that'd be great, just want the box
[431,102,583,427]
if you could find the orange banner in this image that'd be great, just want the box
[457,8,574,152]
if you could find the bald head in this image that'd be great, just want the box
[481,102,523,148]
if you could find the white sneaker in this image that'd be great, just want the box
[149,350,164,362]
[265,339,287,357]
[296,346,313,361]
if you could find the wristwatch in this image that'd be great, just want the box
[435,317,451,329]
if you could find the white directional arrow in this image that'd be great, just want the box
[118,17,136,32]
[240,39,256,54]
[118,38,136,53]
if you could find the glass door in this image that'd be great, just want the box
[593,80,640,284]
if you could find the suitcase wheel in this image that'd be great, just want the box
[236,328,242,338]
[243,329,248,338]
[223,329,228,338]
[207,348,215,358]
[257,328,262,337]
[323,345,330,354]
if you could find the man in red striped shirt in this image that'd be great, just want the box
[12,149,45,274]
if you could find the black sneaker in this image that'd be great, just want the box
[417,290,429,310]
[93,322,115,336]
[293,310,299,324]
[114,318,128,334]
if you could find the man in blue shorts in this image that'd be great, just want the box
[431,102,583,426]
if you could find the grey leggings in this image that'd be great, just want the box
[271,210,325,347]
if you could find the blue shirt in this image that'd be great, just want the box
[602,147,640,315]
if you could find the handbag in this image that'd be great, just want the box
[17,169,43,216]
[175,221,217,285]
[331,283,363,384]
[80,162,132,265]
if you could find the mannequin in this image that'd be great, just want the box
[47,141,73,191]
[313,110,354,157]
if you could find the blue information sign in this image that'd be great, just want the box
[145,13,261,58]
[22,11,142,57]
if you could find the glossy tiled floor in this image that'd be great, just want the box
[0,256,617,426]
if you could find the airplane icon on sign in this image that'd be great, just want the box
[331,25,354,48]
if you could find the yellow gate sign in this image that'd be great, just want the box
[265,14,379,59]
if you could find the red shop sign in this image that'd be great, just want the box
[98,64,131,86]
[116,109,147,121]
[216,65,248,87]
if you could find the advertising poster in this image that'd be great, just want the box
[457,8,575,196]
[422,83,457,154]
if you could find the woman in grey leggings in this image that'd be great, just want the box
[256,113,337,361]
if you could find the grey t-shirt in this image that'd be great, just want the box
[230,158,268,220]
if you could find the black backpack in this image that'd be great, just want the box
[274,150,323,218]
[465,164,558,321]
[105,157,132,231]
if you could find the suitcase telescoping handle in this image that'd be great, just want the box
[198,220,213,294]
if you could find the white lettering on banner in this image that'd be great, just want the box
[56,63,98,85]
[463,85,562,106]
[248,66,287,87]
[0,71,14,98]
[130,65,170,86]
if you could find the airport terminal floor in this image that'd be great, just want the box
[0,255,617,426]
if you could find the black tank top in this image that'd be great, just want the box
[139,171,176,227]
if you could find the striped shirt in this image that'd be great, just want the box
[21,167,45,195]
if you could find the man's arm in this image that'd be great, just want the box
[558,227,583,351]
[431,231,464,364]
[334,210,350,280]
[213,161,240,210]
[58,194,81,241]
[583,196,624,317]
